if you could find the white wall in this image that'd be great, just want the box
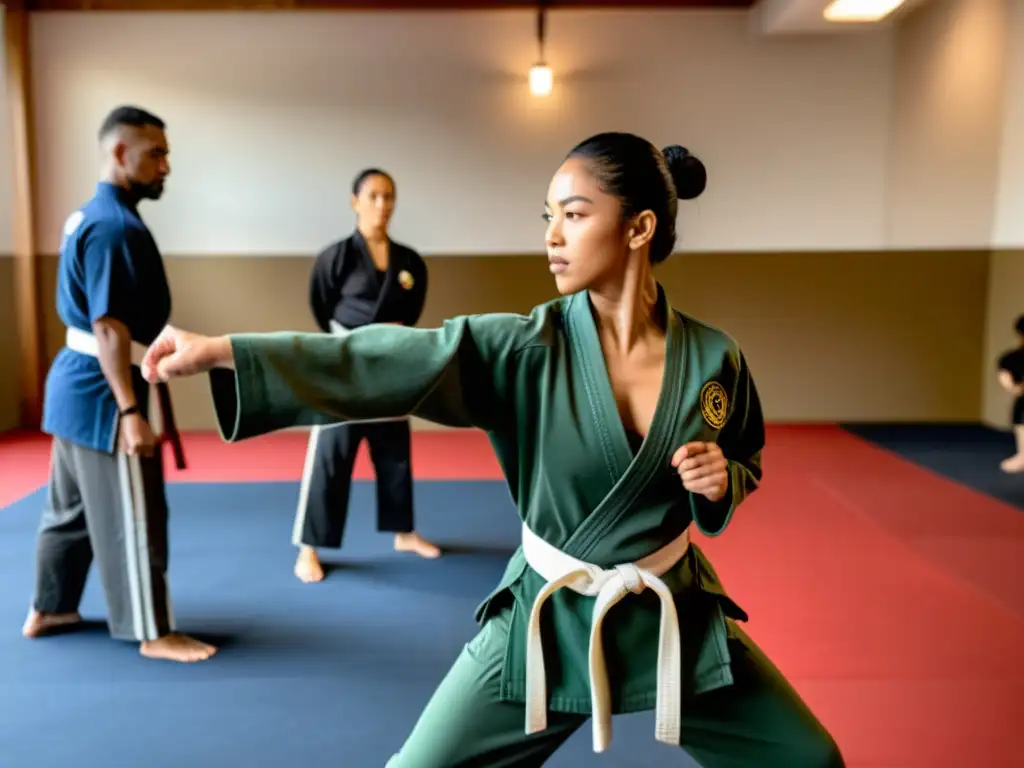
[884,0,1009,250]
[0,9,13,256]
[27,9,895,256]
[6,5,1024,257]
[993,0,1024,247]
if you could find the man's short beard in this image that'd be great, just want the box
[128,178,164,201]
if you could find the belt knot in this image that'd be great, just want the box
[613,564,644,595]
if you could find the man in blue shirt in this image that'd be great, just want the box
[23,105,216,663]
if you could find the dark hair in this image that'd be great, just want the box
[98,105,165,141]
[567,132,706,264]
[352,168,395,196]
[1015,314,1024,336]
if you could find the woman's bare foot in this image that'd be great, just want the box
[1000,454,1024,473]
[139,633,217,662]
[22,609,82,638]
[394,532,442,559]
[294,546,325,583]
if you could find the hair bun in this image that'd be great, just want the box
[662,145,706,201]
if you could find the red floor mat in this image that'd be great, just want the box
[0,430,53,508]
[0,429,503,506]
[794,426,1024,623]
[691,425,1024,765]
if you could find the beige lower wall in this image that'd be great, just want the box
[0,256,20,432]
[0,249,997,431]
[982,250,1024,427]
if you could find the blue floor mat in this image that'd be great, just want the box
[841,422,1024,511]
[0,480,689,767]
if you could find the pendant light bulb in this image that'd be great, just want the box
[529,63,553,97]
[530,3,553,97]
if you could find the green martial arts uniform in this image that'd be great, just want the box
[208,285,843,768]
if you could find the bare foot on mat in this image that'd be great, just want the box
[295,546,326,583]
[139,633,217,662]
[394,532,442,559]
[22,609,83,638]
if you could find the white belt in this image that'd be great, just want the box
[328,319,351,337]
[65,326,148,367]
[522,523,689,753]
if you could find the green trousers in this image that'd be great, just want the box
[386,609,844,768]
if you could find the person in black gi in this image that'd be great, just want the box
[997,314,1024,473]
[293,168,441,583]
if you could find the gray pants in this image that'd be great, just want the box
[32,437,175,642]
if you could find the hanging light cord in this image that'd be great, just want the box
[536,1,548,62]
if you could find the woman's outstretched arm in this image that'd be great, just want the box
[142,313,537,443]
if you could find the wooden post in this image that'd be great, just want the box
[4,4,44,430]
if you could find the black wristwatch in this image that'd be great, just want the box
[120,404,140,417]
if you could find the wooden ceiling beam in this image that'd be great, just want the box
[13,0,753,11]
[3,6,44,430]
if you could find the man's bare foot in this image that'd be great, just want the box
[22,609,82,638]
[139,633,217,662]
[294,546,325,583]
[1000,454,1024,473]
[394,532,441,559]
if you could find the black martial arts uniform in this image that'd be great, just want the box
[998,347,1024,424]
[293,231,429,550]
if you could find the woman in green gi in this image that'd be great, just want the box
[141,132,844,767]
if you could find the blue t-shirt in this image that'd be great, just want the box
[42,182,172,454]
